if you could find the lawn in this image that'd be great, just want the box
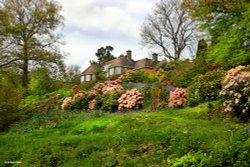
[0,103,249,167]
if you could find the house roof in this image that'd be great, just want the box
[110,55,135,68]
[81,51,160,75]
[103,59,116,66]
[134,58,158,69]
[81,63,100,75]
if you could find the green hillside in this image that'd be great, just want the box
[1,103,249,167]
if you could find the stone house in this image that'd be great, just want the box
[80,50,159,82]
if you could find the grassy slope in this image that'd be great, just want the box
[0,104,250,167]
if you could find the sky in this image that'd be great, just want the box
[59,0,159,71]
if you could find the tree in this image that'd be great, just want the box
[183,0,250,67]
[95,45,115,64]
[140,0,197,61]
[0,0,64,93]
[64,64,81,86]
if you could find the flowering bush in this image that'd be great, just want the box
[61,91,93,111]
[93,82,104,92]
[220,67,250,121]
[102,80,124,94]
[118,89,144,112]
[223,65,246,84]
[88,99,96,110]
[61,97,72,111]
[168,88,188,108]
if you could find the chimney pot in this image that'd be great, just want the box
[126,50,132,60]
[152,53,158,61]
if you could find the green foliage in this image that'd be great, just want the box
[101,91,123,112]
[94,69,106,82]
[28,68,59,96]
[138,84,152,99]
[1,103,249,166]
[63,64,81,86]
[165,60,196,87]
[66,93,91,111]
[184,0,250,68]
[120,70,153,83]
[95,45,115,63]
[150,83,169,101]
[0,0,64,91]
[94,91,124,112]
[0,71,23,131]
[79,81,96,91]
[149,83,169,111]
[188,70,226,106]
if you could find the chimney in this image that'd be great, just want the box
[152,53,158,61]
[126,50,132,60]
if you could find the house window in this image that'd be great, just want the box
[86,74,91,81]
[116,67,122,74]
[109,68,114,76]
[81,76,85,82]
[92,75,96,80]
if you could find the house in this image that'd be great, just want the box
[80,50,159,82]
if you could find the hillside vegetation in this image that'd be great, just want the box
[1,103,249,167]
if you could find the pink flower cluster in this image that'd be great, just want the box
[168,88,188,108]
[61,97,72,111]
[88,99,96,110]
[100,80,124,94]
[223,65,246,84]
[93,82,104,92]
[220,69,250,114]
[61,91,86,110]
[118,89,144,112]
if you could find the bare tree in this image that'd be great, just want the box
[140,0,197,61]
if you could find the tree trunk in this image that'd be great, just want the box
[22,59,29,95]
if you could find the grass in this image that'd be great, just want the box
[0,103,249,167]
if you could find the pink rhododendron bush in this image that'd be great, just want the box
[220,66,250,121]
[102,80,124,94]
[118,89,144,112]
[168,88,188,108]
[61,90,98,111]
[94,80,124,94]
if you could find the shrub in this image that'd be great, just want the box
[220,67,250,121]
[155,68,168,83]
[101,91,124,112]
[0,71,23,131]
[138,84,152,99]
[150,83,169,101]
[118,89,144,112]
[188,70,226,106]
[63,91,92,111]
[168,88,188,108]
[101,80,124,94]
[165,60,195,87]
[79,80,96,91]
[119,70,149,83]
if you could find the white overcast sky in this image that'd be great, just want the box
[59,0,159,71]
